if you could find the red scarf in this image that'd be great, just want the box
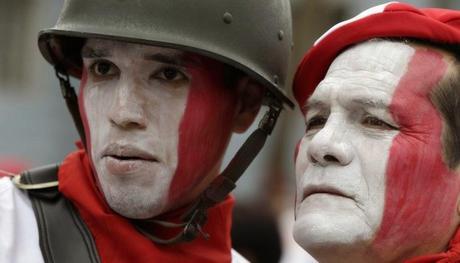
[405,228,460,263]
[58,149,233,263]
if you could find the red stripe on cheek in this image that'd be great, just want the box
[78,68,92,150]
[78,69,106,197]
[374,50,460,252]
[168,62,237,203]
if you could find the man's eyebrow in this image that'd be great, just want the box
[306,99,328,109]
[144,53,185,66]
[81,47,111,58]
[302,97,389,112]
[303,99,328,112]
[349,97,389,108]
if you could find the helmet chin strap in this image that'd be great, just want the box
[54,69,283,245]
[55,68,87,148]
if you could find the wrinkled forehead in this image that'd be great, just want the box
[82,38,185,60]
[328,40,415,78]
[308,40,454,111]
[308,41,414,108]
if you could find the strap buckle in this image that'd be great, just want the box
[12,174,59,190]
[55,68,73,99]
[259,99,282,135]
[182,206,210,241]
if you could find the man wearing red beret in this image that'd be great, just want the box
[293,2,460,262]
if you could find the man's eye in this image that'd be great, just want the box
[89,60,119,77]
[152,67,187,81]
[306,116,327,132]
[362,116,397,130]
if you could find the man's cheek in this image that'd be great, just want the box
[294,138,302,164]
[295,138,309,184]
[294,138,309,210]
[374,131,460,248]
[168,67,237,202]
[373,49,460,250]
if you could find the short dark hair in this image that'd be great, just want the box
[430,57,460,169]
[222,64,245,89]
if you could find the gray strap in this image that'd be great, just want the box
[20,164,100,263]
[55,69,87,147]
[202,101,282,207]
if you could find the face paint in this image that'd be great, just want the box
[80,39,236,219]
[373,48,460,260]
[294,40,460,262]
[168,56,237,204]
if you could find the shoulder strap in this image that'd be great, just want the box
[17,164,100,263]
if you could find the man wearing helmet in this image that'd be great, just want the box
[293,2,460,263]
[0,1,293,262]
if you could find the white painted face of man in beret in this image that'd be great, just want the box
[294,39,460,262]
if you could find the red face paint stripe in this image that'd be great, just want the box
[373,49,460,256]
[79,68,90,150]
[168,58,237,203]
[76,68,109,206]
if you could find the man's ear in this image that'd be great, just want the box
[232,77,264,133]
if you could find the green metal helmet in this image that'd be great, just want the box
[38,0,294,108]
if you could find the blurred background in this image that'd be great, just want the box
[0,0,458,262]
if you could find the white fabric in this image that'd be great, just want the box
[314,2,396,45]
[231,249,250,263]
[0,177,43,263]
[0,177,246,262]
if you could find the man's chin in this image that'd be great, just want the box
[294,217,377,263]
[293,211,374,249]
[95,164,175,218]
[100,181,171,219]
[109,196,168,219]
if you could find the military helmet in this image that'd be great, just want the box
[38,0,294,108]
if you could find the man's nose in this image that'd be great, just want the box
[307,117,354,166]
[108,81,147,129]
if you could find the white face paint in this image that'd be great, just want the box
[294,41,415,262]
[82,39,189,219]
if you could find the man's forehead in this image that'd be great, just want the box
[82,38,184,58]
[307,40,457,111]
[306,41,413,110]
[328,40,416,79]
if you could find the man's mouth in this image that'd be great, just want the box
[302,185,353,201]
[101,144,160,175]
[101,144,159,162]
[105,154,157,162]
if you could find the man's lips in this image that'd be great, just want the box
[101,144,160,175]
[101,144,159,162]
[302,185,353,201]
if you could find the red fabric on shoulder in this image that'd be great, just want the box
[58,149,234,263]
[406,228,460,263]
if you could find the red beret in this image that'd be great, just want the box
[293,2,460,108]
